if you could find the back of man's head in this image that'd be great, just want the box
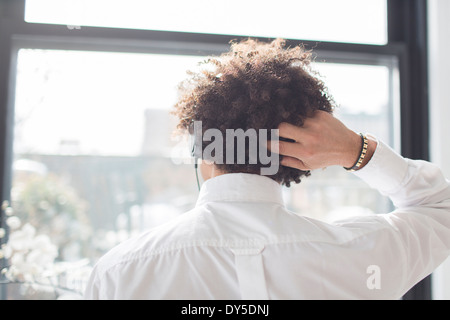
[173,38,335,187]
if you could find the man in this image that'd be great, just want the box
[85,39,450,299]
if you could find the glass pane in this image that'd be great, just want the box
[25,0,388,45]
[6,48,398,298]
[9,49,203,298]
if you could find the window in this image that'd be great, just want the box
[0,0,431,299]
[25,0,388,45]
[14,50,202,156]
[6,49,204,298]
[5,48,400,298]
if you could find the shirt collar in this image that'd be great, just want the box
[195,173,285,207]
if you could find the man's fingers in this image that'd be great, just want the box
[277,122,303,141]
[280,156,310,171]
[268,140,301,159]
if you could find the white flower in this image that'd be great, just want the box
[4,207,14,216]
[8,231,30,252]
[27,247,57,268]
[1,243,12,259]
[1,212,92,297]
[22,223,36,238]
[6,216,21,230]
[8,230,27,251]
[11,251,25,266]
[1,201,8,210]
[2,220,59,282]
[32,234,54,252]
[3,265,19,281]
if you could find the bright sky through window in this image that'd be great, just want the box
[15,49,390,156]
[25,0,388,45]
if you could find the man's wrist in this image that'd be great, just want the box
[341,132,377,172]
[343,134,368,172]
[341,130,365,169]
[353,136,376,171]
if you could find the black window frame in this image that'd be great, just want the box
[0,0,430,299]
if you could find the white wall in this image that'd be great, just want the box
[429,0,450,300]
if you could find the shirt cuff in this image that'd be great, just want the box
[353,136,409,196]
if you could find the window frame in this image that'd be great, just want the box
[0,0,430,299]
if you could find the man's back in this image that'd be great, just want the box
[85,141,450,299]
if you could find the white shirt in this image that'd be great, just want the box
[84,140,450,299]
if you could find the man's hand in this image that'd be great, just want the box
[273,111,377,171]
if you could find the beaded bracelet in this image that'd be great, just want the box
[344,133,368,172]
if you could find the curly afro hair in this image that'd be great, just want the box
[173,38,335,187]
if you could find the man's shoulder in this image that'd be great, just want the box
[93,207,202,274]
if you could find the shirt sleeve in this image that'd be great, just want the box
[353,138,450,296]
